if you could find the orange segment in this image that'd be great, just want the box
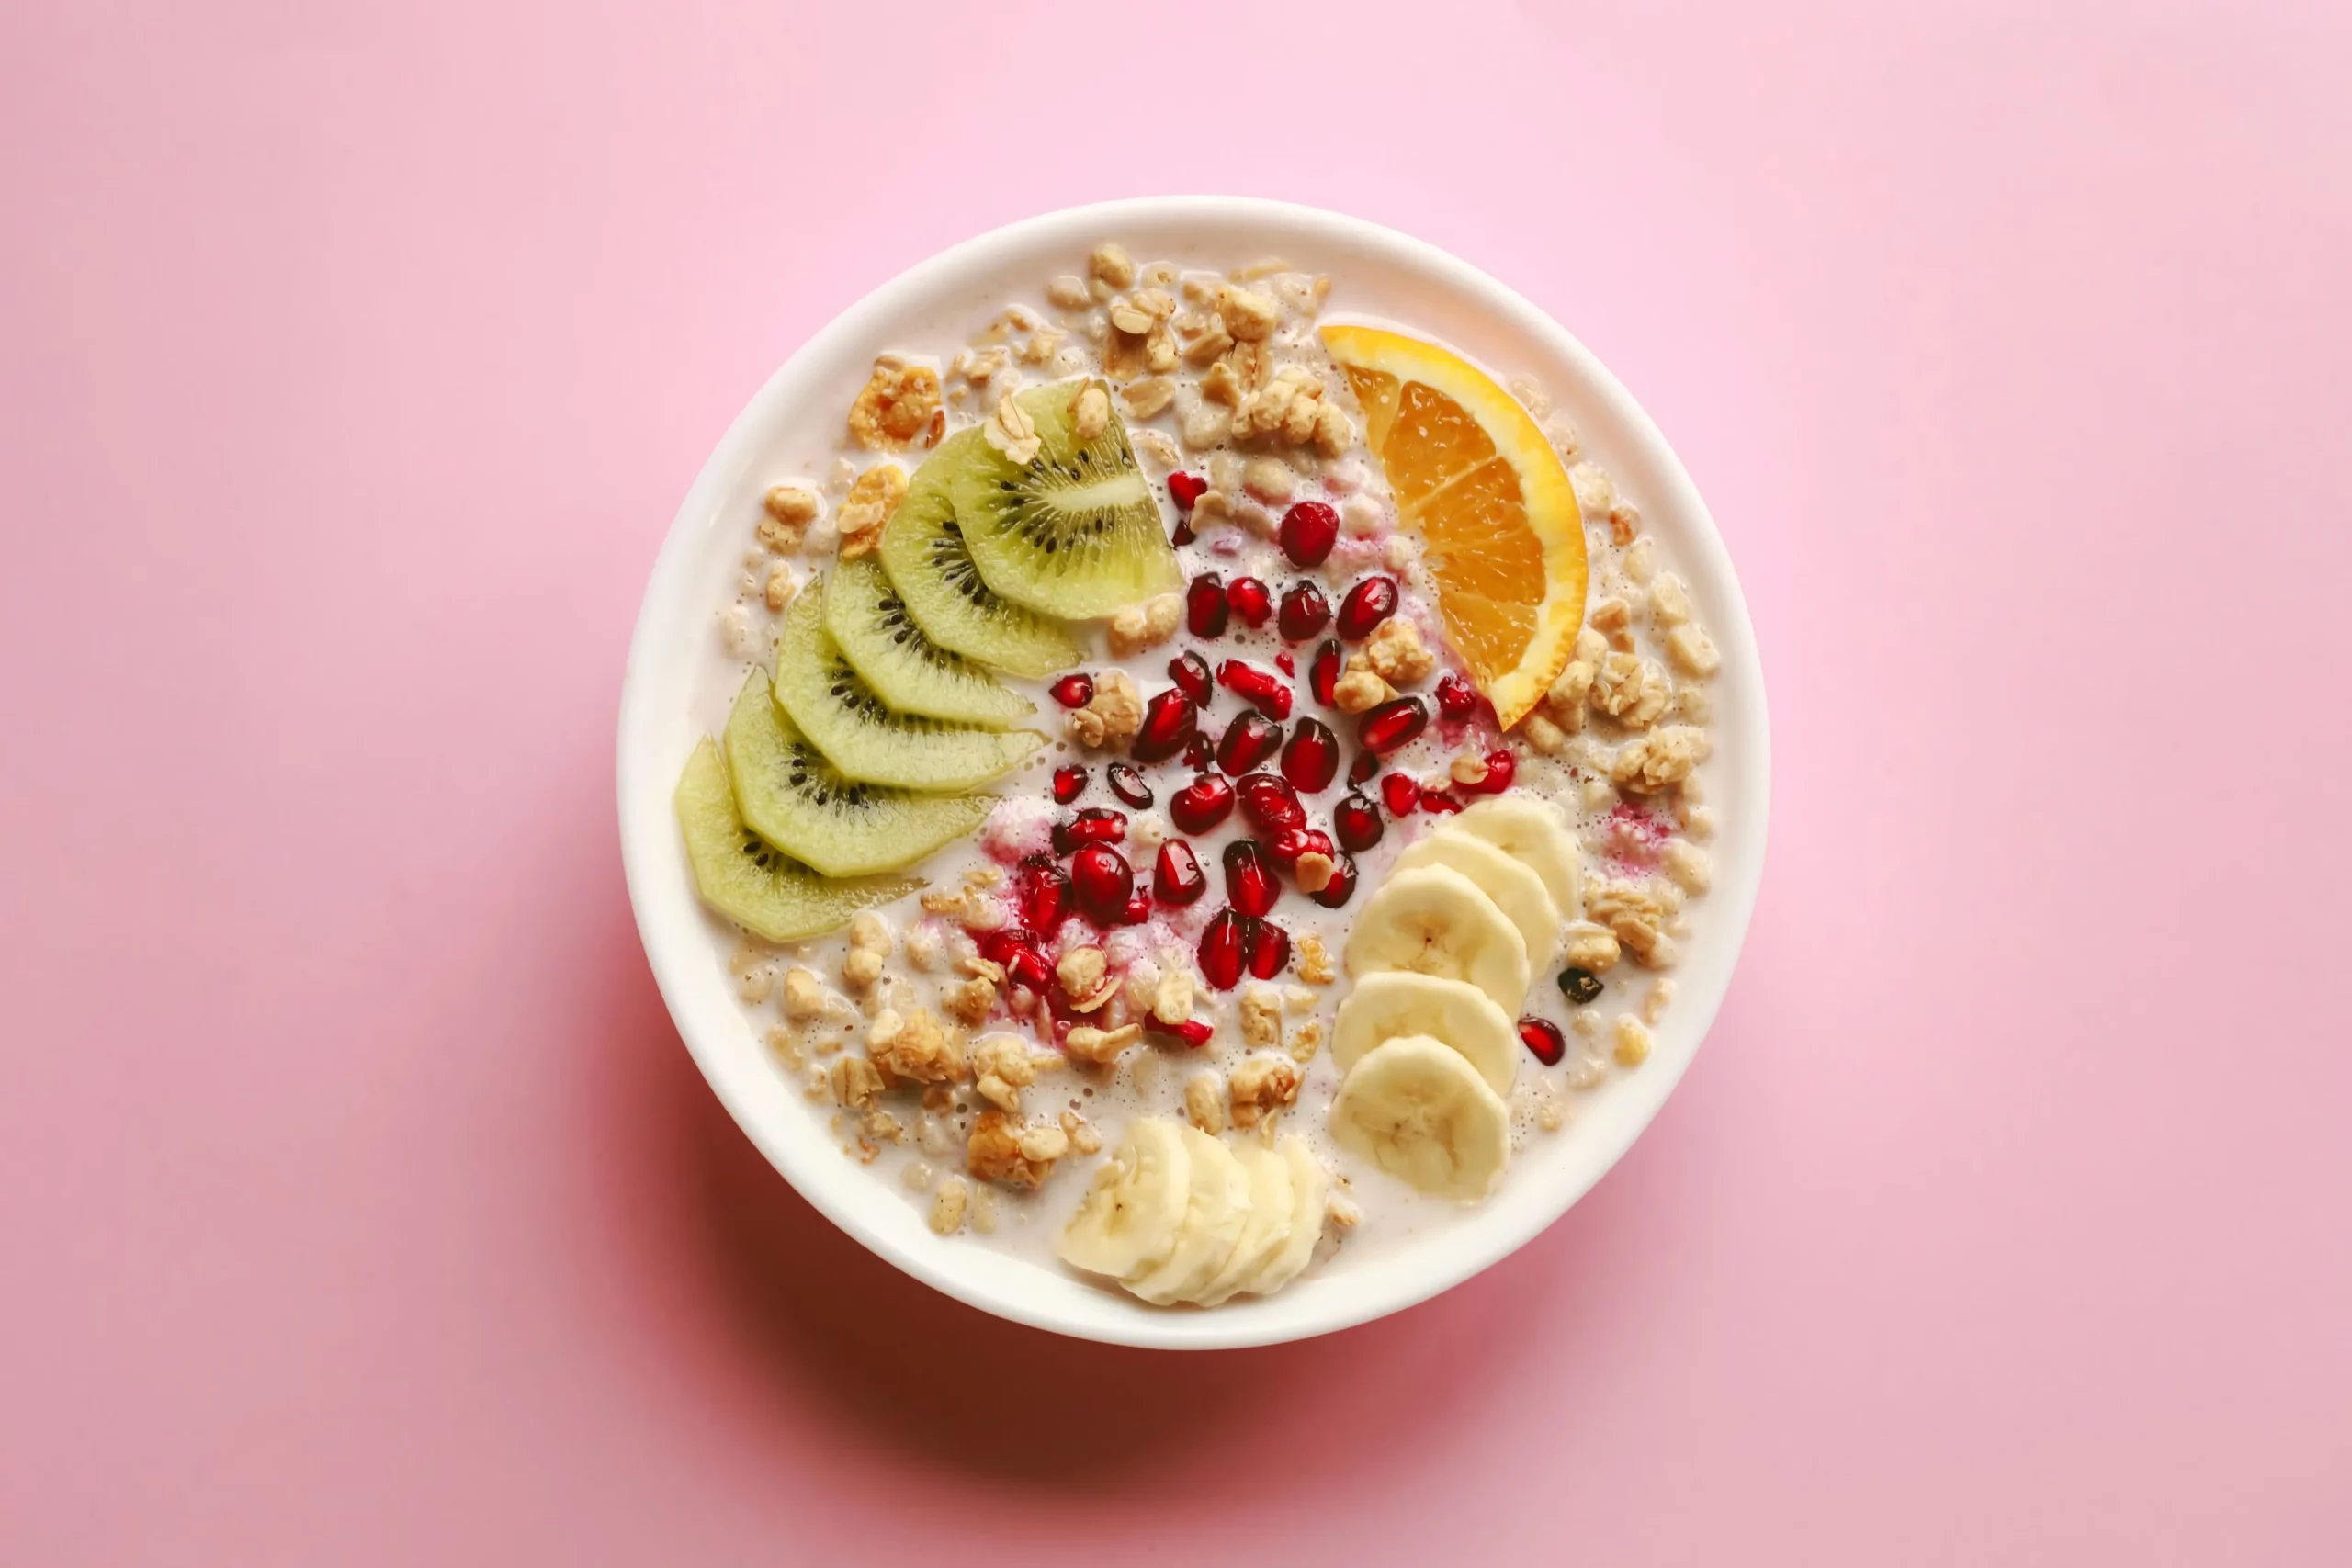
[1319,323,1588,729]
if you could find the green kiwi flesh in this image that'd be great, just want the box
[673,739,920,942]
[823,556,1033,729]
[876,455,1081,678]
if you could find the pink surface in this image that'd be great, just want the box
[4,1,2347,1562]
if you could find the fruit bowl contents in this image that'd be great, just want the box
[672,241,1729,1310]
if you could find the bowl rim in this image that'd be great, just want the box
[617,195,1771,1350]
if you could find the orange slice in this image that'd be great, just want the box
[1319,323,1587,729]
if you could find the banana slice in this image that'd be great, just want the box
[1056,1119,1192,1281]
[1392,827,1564,968]
[1192,1143,1295,1306]
[1245,1136,1329,1297]
[1450,794,1582,916]
[1333,972,1521,1097]
[1343,863,1531,1014]
[1125,1128,1254,1305]
[1331,1035,1513,1201]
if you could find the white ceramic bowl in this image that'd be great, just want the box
[618,197,1770,1349]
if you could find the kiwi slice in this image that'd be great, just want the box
[944,382,1183,620]
[823,556,1034,729]
[673,738,919,943]
[723,669,992,876]
[876,457,1081,678]
[772,575,1042,791]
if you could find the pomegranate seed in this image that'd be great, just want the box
[979,927,1036,966]
[1050,672,1095,709]
[1168,773,1235,833]
[1172,517,1193,547]
[1420,789,1464,815]
[1348,749,1381,787]
[1236,772,1306,833]
[1357,694,1430,755]
[1198,909,1247,989]
[1131,687,1199,763]
[1052,806,1127,854]
[1107,762,1154,808]
[1217,711,1283,775]
[1185,573,1229,638]
[1281,717,1340,793]
[1216,658,1293,719]
[1278,501,1340,568]
[1120,893,1153,925]
[1153,840,1207,905]
[1309,852,1359,908]
[1222,839,1280,918]
[1275,650,1295,675]
[1518,1016,1567,1066]
[1266,826,1333,873]
[1168,471,1208,513]
[1051,764,1086,804]
[1182,730,1216,769]
[1336,576,1398,640]
[1277,580,1330,641]
[1168,649,1212,705]
[1461,748,1515,795]
[1227,576,1272,627]
[1333,792,1384,852]
[1245,918,1292,979]
[1157,1016,1216,1048]
[1015,853,1069,932]
[1069,845,1134,923]
[1006,947,1054,994]
[1309,639,1343,706]
[1381,773,1421,815]
[1434,672,1480,719]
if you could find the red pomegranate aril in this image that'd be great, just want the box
[1168,773,1236,833]
[1051,764,1086,805]
[1050,672,1095,709]
[1069,845,1135,922]
[1245,918,1292,979]
[1267,826,1333,873]
[1182,730,1216,769]
[1168,471,1208,513]
[1420,788,1464,815]
[1236,772,1306,832]
[1518,1016,1567,1066]
[1015,853,1069,932]
[1184,573,1229,638]
[1336,576,1398,640]
[1131,687,1199,763]
[1381,772,1421,815]
[1434,672,1480,718]
[1216,658,1294,719]
[1153,840,1207,905]
[1006,948,1054,994]
[1281,716,1340,792]
[1052,807,1127,854]
[1309,852,1359,908]
[1222,839,1280,918]
[1107,762,1154,808]
[1277,580,1330,641]
[1227,576,1272,627]
[1120,893,1153,925]
[979,926,1037,966]
[1198,909,1248,990]
[1158,1016,1216,1048]
[1333,792,1384,852]
[1348,749,1381,787]
[1217,711,1283,775]
[1308,639,1343,706]
[1461,748,1515,795]
[1279,500,1340,568]
[1169,649,1212,705]
[1275,650,1295,675]
[1357,694,1430,755]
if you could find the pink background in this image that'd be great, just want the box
[5,1,2348,1562]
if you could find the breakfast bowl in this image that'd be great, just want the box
[617,196,1769,1349]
